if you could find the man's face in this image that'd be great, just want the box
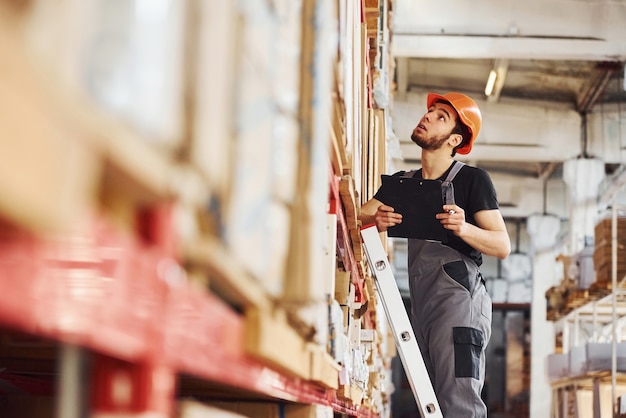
[410,101,459,151]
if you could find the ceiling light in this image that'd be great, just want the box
[485,70,497,96]
[485,59,510,102]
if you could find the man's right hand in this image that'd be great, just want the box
[375,204,402,232]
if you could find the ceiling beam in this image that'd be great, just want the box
[600,164,626,206]
[392,35,626,61]
[576,62,622,113]
[537,162,559,181]
[392,0,626,60]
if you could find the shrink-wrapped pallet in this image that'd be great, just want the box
[216,0,303,298]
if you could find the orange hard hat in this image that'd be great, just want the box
[427,92,482,155]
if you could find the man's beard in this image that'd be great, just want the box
[410,131,450,151]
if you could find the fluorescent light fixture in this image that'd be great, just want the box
[485,70,497,96]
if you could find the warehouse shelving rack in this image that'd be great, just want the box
[0,0,394,416]
[0,202,380,417]
[548,203,626,417]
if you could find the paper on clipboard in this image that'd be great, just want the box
[377,175,447,241]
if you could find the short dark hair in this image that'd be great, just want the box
[450,118,471,156]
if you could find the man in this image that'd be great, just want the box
[360,92,511,417]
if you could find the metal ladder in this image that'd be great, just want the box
[361,224,443,418]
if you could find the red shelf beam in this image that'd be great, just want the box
[0,211,379,417]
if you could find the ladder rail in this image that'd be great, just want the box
[361,224,443,418]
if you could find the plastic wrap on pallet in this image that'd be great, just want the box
[282,0,338,303]
[193,1,237,193]
[351,348,369,391]
[578,244,595,289]
[328,299,344,360]
[226,200,291,297]
[223,0,309,298]
[289,299,330,348]
[507,279,532,303]
[270,0,303,205]
[502,252,532,282]
[585,342,626,373]
[487,277,509,303]
[546,353,569,381]
[82,0,186,147]
[568,345,586,377]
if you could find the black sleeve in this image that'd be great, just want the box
[467,168,500,215]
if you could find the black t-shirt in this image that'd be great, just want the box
[373,162,500,266]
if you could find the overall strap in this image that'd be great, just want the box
[442,161,465,205]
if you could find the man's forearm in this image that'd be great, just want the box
[358,212,377,228]
[457,224,511,259]
[358,198,383,229]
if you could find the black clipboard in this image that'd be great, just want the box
[377,175,447,241]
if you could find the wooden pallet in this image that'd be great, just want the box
[588,280,618,303]
[565,288,591,312]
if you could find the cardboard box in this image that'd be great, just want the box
[178,400,249,417]
[309,343,340,389]
[335,270,352,305]
[211,402,333,418]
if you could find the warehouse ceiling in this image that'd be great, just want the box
[389,0,626,196]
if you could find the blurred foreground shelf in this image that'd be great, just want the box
[0,0,396,416]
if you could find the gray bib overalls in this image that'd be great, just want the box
[405,162,492,417]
